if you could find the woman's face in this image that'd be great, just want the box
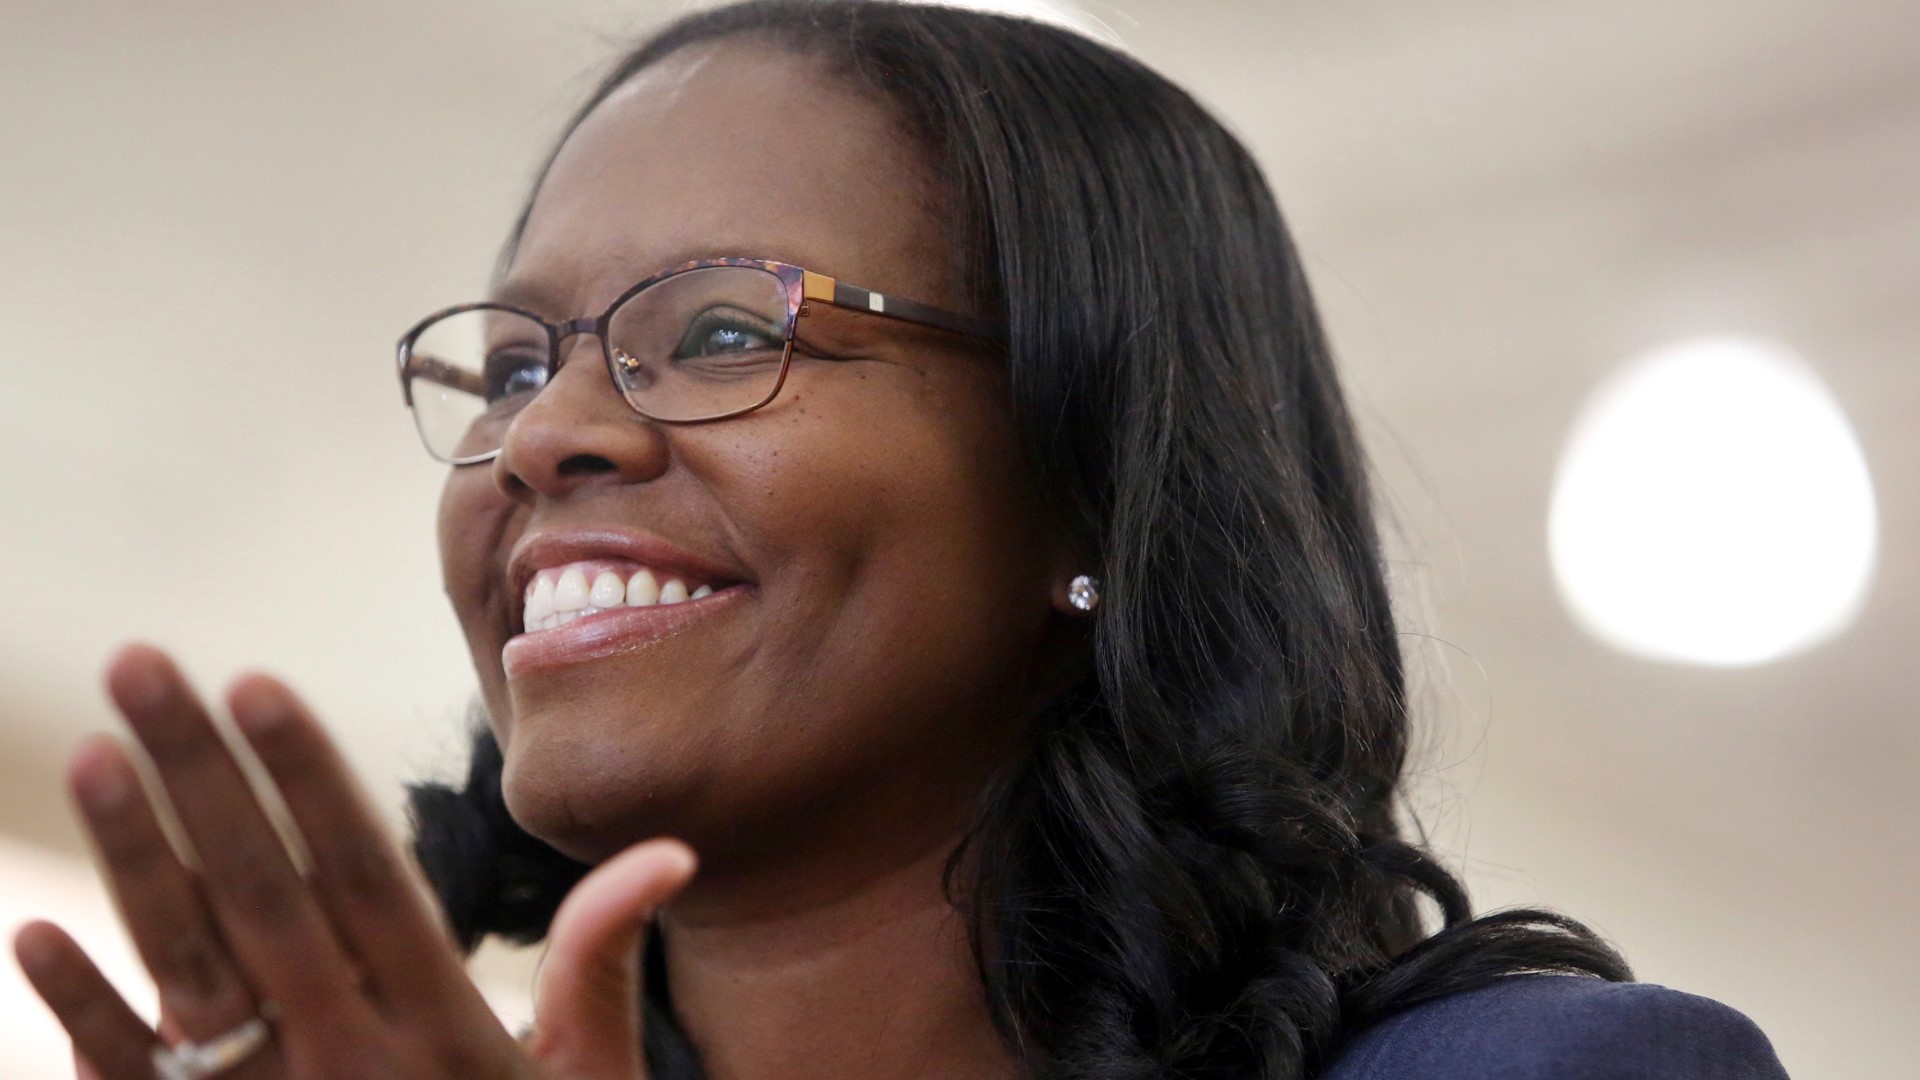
[437,42,1070,876]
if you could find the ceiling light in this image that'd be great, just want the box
[1547,336,1878,667]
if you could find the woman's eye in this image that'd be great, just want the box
[485,354,549,402]
[673,307,781,360]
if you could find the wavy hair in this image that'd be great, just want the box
[408,3,1630,1077]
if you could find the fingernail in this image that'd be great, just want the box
[229,677,291,737]
[109,646,171,711]
[72,741,136,812]
[12,923,62,973]
[653,839,698,880]
[82,766,135,812]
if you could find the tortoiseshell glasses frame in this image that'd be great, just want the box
[397,256,1009,465]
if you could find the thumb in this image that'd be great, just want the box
[529,838,698,1079]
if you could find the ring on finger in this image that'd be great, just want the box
[152,1006,276,1080]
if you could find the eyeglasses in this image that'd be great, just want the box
[397,256,1008,464]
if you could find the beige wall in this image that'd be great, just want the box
[2,1,1914,1075]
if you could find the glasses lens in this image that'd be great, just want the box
[403,306,550,462]
[606,266,792,421]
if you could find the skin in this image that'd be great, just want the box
[447,36,1084,1079]
[448,41,1067,887]
[15,39,1087,1080]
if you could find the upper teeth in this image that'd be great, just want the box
[522,562,716,632]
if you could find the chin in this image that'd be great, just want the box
[492,690,710,863]
[499,739,679,864]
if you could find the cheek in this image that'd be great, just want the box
[437,469,516,718]
[437,472,492,613]
[750,366,1033,573]
[719,363,1053,719]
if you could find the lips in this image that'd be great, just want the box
[501,580,748,677]
[498,526,752,675]
[522,560,718,632]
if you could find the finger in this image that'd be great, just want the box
[530,839,697,1080]
[14,921,160,1080]
[103,644,372,1029]
[226,673,513,1042]
[66,734,267,1053]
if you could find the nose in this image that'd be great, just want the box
[491,334,670,502]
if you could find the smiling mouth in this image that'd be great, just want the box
[503,558,747,677]
[521,558,728,633]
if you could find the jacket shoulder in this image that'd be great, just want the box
[1318,974,1789,1079]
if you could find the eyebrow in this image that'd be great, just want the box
[486,277,556,314]
[488,254,1008,345]
[489,247,827,315]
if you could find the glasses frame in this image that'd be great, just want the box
[398,256,1009,465]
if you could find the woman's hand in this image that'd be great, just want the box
[11,643,696,1080]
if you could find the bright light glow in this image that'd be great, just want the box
[1548,336,1878,666]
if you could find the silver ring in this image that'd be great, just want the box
[151,1015,272,1080]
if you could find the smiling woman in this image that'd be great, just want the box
[13,3,1789,1079]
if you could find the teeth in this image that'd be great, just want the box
[627,568,660,607]
[527,576,555,623]
[520,561,724,632]
[590,570,625,608]
[555,567,589,612]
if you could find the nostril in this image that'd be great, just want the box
[556,453,618,478]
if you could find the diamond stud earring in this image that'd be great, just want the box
[1068,574,1101,612]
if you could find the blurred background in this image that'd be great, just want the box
[2,0,1913,1074]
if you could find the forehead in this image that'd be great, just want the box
[504,39,954,315]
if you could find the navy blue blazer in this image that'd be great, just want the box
[1320,974,1789,1078]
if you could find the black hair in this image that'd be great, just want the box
[408,3,1630,1077]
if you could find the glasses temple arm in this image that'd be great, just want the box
[801,270,1008,345]
[406,353,487,397]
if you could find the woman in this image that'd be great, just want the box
[15,2,1789,1078]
